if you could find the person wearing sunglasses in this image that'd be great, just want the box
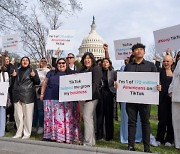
[169,51,180,150]
[66,53,77,71]
[32,57,50,134]
[52,48,77,71]
[40,58,82,143]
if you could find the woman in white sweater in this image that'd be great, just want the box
[169,52,180,150]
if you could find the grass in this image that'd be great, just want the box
[5,105,179,153]
[96,105,179,154]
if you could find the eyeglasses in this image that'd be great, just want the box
[58,62,66,65]
[66,57,74,59]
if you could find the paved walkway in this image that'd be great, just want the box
[0,137,146,154]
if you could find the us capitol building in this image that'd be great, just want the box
[77,17,105,61]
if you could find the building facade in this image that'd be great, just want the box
[77,17,105,61]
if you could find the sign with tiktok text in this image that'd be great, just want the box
[153,24,180,53]
[59,72,92,102]
[116,72,159,104]
[2,33,19,52]
[114,37,141,60]
[0,82,9,106]
[46,30,75,51]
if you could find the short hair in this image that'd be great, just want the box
[132,43,145,52]
[67,53,75,58]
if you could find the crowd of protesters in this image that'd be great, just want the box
[0,43,180,153]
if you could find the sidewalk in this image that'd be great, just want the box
[0,137,146,154]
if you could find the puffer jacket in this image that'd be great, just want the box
[11,67,40,104]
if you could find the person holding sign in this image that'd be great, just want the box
[40,58,82,143]
[11,57,40,139]
[0,67,9,137]
[169,52,180,150]
[79,52,102,146]
[124,43,161,153]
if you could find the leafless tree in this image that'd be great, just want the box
[0,0,82,63]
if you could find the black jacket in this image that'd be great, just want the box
[11,67,40,103]
[80,65,103,100]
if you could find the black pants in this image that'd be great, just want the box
[6,87,15,123]
[156,95,174,144]
[96,88,114,140]
[126,103,151,150]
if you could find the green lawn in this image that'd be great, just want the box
[5,105,179,153]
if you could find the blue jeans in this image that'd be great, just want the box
[0,107,5,136]
[120,102,142,143]
[32,98,44,127]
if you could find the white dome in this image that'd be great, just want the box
[77,17,105,61]
[81,24,105,45]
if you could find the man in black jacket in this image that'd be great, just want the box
[124,43,161,153]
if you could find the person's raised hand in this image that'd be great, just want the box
[30,69,35,77]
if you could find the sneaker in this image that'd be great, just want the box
[156,141,161,146]
[12,135,22,138]
[32,127,37,133]
[165,142,172,147]
[150,134,158,147]
[128,146,135,151]
[37,127,43,134]
[22,136,30,139]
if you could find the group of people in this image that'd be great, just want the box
[0,43,180,153]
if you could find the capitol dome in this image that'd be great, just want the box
[77,17,105,61]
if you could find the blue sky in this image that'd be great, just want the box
[60,0,180,69]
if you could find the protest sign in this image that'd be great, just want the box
[59,72,92,102]
[0,82,9,106]
[116,72,159,104]
[2,33,18,52]
[46,30,75,51]
[153,24,180,53]
[114,37,141,60]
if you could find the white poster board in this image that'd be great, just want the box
[2,33,19,52]
[117,72,159,104]
[114,37,141,60]
[153,24,180,53]
[59,72,92,102]
[0,82,9,106]
[46,30,75,51]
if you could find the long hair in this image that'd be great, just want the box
[101,58,113,70]
[80,52,96,69]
